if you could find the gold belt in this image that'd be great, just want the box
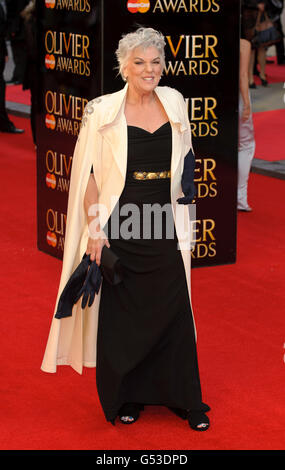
[133,170,171,180]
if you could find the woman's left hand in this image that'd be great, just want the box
[86,230,110,266]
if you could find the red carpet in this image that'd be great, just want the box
[1,116,285,450]
[253,55,285,85]
[253,109,285,161]
[5,84,31,105]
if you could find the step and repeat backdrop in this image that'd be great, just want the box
[36,0,102,256]
[36,0,240,267]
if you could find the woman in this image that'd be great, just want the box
[241,0,268,87]
[41,27,210,431]
[238,38,256,211]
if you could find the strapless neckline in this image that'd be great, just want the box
[127,121,170,135]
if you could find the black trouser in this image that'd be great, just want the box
[10,39,26,82]
[0,56,12,130]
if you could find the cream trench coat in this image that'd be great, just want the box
[41,83,196,375]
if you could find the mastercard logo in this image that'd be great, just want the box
[45,114,56,130]
[45,0,56,8]
[46,231,57,247]
[45,54,55,70]
[46,173,56,189]
[127,1,150,13]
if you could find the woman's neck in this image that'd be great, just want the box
[126,85,156,107]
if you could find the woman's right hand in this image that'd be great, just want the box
[86,231,110,265]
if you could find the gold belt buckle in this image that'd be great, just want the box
[133,170,171,180]
[146,172,157,180]
[133,172,146,180]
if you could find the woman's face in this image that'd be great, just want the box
[123,46,163,94]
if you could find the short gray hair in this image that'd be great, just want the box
[115,27,166,81]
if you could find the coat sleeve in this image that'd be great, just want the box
[55,100,101,307]
[176,92,197,204]
[177,90,194,157]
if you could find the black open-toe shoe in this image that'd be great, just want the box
[118,403,144,424]
[187,410,210,431]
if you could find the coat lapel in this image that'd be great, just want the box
[97,85,128,180]
[155,86,187,178]
[155,87,187,133]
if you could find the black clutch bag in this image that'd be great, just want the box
[100,245,123,285]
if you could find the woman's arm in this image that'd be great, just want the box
[84,173,109,264]
[239,38,252,121]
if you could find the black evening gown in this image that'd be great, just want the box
[96,122,207,424]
